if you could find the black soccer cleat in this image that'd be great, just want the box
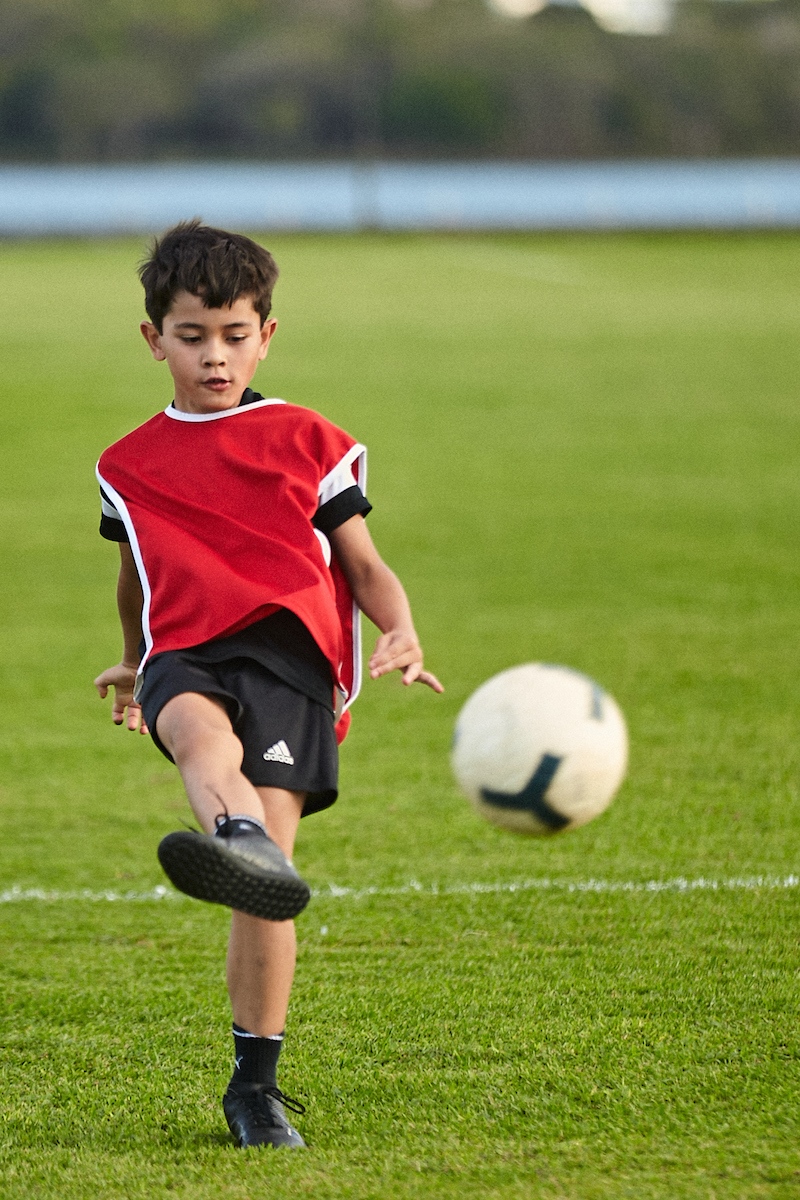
[223,1083,307,1149]
[157,818,310,921]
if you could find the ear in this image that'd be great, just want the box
[140,321,167,361]
[258,318,278,361]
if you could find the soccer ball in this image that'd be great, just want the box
[451,663,628,835]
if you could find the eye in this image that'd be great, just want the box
[180,335,201,344]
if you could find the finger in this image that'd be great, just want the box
[95,681,109,699]
[401,662,422,686]
[369,633,395,659]
[126,703,144,731]
[370,656,414,679]
[369,635,393,660]
[370,648,408,671]
[400,664,444,691]
[416,670,444,693]
[370,647,420,676]
[369,636,416,665]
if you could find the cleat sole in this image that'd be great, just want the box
[157,831,310,920]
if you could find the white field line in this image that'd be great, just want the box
[0,875,797,904]
[314,875,800,899]
[0,885,178,903]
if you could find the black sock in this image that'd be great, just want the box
[230,1023,283,1089]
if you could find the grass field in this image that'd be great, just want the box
[1,231,799,1199]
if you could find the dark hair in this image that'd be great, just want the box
[138,219,279,331]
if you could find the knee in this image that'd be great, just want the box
[173,724,244,773]
[157,695,243,772]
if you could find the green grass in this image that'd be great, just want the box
[1,232,799,1198]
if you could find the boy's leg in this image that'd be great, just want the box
[155,692,307,1029]
[155,691,266,832]
[154,692,310,921]
[227,786,304,1036]
[156,689,311,1147]
[223,792,308,1149]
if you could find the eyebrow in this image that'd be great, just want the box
[172,320,253,330]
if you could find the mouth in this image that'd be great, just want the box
[202,377,231,392]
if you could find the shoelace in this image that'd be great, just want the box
[232,1085,306,1126]
[267,1086,306,1116]
[214,810,233,837]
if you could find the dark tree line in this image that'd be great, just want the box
[1,0,799,161]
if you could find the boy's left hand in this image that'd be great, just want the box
[369,630,444,692]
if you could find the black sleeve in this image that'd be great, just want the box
[312,485,372,535]
[100,514,130,542]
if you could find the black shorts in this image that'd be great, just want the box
[140,653,338,816]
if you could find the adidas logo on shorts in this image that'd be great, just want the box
[263,739,295,765]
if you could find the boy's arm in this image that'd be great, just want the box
[329,515,443,692]
[93,542,150,733]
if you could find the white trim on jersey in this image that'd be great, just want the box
[96,465,154,691]
[100,493,122,520]
[342,445,367,713]
[164,398,286,423]
[318,442,367,505]
[314,528,332,567]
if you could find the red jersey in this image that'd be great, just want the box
[97,397,366,727]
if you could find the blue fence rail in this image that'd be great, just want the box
[1,160,800,235]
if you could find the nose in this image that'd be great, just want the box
[203,338,226,367]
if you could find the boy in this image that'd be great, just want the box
[94,221,442,1149]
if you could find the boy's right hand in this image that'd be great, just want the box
[94,664,149,734]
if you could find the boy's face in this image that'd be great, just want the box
[140,291,277,414]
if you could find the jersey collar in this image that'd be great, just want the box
[164,397,286,422]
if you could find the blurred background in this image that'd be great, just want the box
[2,0,799,165]
[4,0,800,233]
